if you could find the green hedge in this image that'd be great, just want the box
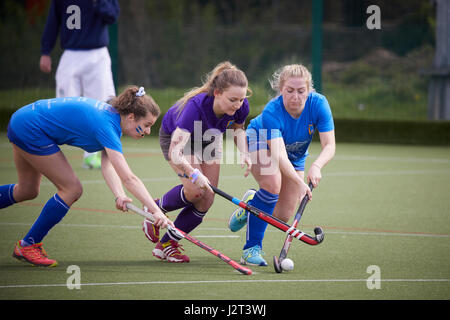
[332,118,450,145]
[1,109,449,145]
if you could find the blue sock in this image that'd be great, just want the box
[22,194,70,245]
[244,189,279,250]
[0,184,16,209]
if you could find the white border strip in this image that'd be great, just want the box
[1,278,449,289]
[34,169,450,187]
[1,222,449,239]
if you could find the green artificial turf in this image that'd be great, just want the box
[0,136,449,300]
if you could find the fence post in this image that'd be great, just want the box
[312,0,323,93]
[427,0,450,120]
[109,22,119,90]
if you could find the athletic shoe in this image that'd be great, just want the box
[142,218,160,243]
[36,243,48,257]
[83,153,101,169]
[152,240,190,263]
[12,241,58,267]
[240,245,267,266]
[228,189,256,232]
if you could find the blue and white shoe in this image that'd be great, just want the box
[240,245,268,266]
[228,189,256,232]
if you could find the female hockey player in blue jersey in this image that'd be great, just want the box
[0,86,172,267]
[228,64,336,266]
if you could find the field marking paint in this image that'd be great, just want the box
[2,221,449,239]
[34,168,450,187]
[0,220,450,238]
[327,169,450,177]
[0,222,239,238]
[332,154,450,164]
[0,142,449,161]
[69,145,450,164]
[1,278,449,290]
[324,230,450,238]
[193,235,239,238]
[2,143,450,167]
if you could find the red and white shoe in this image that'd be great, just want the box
[152,240,190,263]
[13,241,58,267]
[142,218,160,243]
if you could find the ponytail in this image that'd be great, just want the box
[176,61,251,115]
[109,85,160,119]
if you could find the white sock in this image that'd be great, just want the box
[20,239,32,247]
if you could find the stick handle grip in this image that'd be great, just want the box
[295,182,314,217]
[126,203,155,222]
[126,202,185,239]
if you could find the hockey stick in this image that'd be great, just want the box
[208,183,324,246]
[273,182,324,273]
[126,203,252,275]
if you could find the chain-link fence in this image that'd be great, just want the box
[0,0,437,124]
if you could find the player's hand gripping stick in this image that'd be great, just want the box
[210,184,324,246]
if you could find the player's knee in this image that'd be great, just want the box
[260,180,281,195]
[197,192,215,211]
[64,179,83,203]
[184,185,206,202]
[72,182,83,202]
[19,186,40,201]
[256,172,281,195]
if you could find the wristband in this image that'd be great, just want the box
[189,168,200,183]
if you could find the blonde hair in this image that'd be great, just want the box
[269,64,314,94]
[109,85,160,119]
[176,61,251,115]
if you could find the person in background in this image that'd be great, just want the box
[40,0,120,169]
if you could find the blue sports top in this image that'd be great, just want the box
[8,97,123,153]
[248,92,334,169]
[41,0,120,54]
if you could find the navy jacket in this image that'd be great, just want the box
[41,0,120,55]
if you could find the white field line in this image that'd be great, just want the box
[1,222,449,239]
[1,278,449,289]
[77,145,450,164]
[2,141,450,163]
[323,230,450,238]
[105,148,450,164]
[0,222,239,238]
[1,143,450,164]
[332,155,450,164]
[35,168,450,187]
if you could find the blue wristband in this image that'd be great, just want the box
[189,168,200,183]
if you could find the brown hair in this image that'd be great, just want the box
[109,86,160,119]
[176,61,251,115]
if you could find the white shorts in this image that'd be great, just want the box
[55,47,116,101]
